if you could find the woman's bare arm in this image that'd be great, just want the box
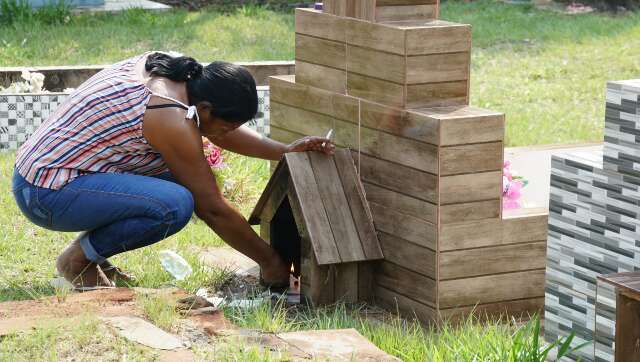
[142,110,288,282]
[213,126,287,161]
[213,125,335,161]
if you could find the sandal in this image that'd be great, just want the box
[99,260,137,284]
[68,263,116,292]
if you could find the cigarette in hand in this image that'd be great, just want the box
[322,129,334,148]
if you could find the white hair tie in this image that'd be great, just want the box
[186,105,200,127]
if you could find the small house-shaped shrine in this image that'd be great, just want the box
[249,149,383,306]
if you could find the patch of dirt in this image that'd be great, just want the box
[0,288,187,336]
[0,288,136,321]
[157,349,197,362]
[189,310,237,336]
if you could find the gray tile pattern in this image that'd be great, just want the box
[0,87,271,150]
[595,279,616,362]
[604,80,640,179]
[0,94,60,150]
[545,79,640,361]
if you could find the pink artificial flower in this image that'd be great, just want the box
[502,161,528,210]
[502,198,521,210]
[503,161,513,181]
[505,180,523,199]
[202,138,226,170]
[206,148,225,169]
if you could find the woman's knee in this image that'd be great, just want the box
[164,185,194,231]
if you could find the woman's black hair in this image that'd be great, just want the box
[145,52,258,124]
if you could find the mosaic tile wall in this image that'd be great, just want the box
[0,94,63,150]
[0,86,271,150]
[545,79,640,362]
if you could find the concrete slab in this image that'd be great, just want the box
[102,316,184,350]
[276,328,400,361]
[73,0,170,13]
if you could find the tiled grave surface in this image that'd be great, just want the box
[544,281,596,361]
[0,94,63,150]
[72,0,170,13]
[595,280,616,362]
[545,79,640,361]
[0,87,270,150]
[604,80,640,178]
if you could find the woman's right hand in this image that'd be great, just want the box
[286,136,336,155]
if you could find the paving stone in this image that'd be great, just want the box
[102,316,184,350]
[276,328,400,361]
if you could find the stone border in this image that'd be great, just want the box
[0,60,294,91]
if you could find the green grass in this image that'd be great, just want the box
[136,292,182,332]
[3,2,640,146]
[0,316,153,361]
[440,1,640,146]
[193,342,290,361]
[0,6,294,66]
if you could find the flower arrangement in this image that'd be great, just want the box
[202,137,226,170]
[0,70,75,94]
[503,161,528,210]
[0,71,45,94]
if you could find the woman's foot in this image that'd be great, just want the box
[56,239,113,289]
[99,260,136,284]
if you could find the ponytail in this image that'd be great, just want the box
[145,52,204,82]
[145,52,258,124]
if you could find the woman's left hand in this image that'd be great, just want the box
[286,136,336,155]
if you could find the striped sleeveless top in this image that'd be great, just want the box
[15,52,174,190]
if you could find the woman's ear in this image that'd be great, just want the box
[196,101,214,117]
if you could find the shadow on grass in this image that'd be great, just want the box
[0,279,56,302]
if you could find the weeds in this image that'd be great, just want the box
[194,341,290,361]
[136,292,181,332]
[226,297,295,333]
[502,316,589,361]
[0,0,71,26]
[52,282,71,303]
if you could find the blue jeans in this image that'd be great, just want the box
[12,169,194,264]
